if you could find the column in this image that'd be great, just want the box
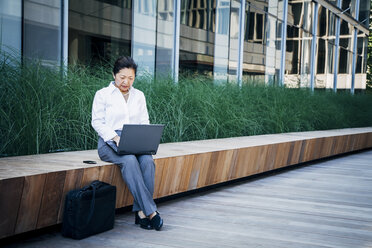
[279,0,288,86]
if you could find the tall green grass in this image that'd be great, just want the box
[1,51,372,157]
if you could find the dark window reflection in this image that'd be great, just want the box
[242,2,267,79]
[328,0,337,6]
[327,42,334,73]
[339,20,350,35]
[291,3,302,26]
[341,0,351,15]
[355,55,362,73]
[179,0,216,75]
[339,38,351,50]
[288,0,312,32]
[358,0,370,26]
[247,13,254,40]
[286,39,299,74]
[181,0,215,31]
[68,0,132,66]
[328,12,336,43]
[156,0,175,77]
[256,13,263,41]
[24,0,61,63]
[317,38,325,74]
[318,7,326,37]
[339,48,349,73]
[356,37,365,55]
[287,25,299,38]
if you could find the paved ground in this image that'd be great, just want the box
[2,149,372,248]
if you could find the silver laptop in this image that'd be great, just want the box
[106,124,164,155]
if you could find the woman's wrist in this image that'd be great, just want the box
[112,135,120,145]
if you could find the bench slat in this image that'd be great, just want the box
[0,177,24,238]
[15,174,46,234]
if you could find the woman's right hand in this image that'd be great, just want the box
[112,135,120,146]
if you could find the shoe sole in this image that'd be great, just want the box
[154,219,163,231]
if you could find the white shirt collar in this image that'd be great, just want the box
[109,81,133,94]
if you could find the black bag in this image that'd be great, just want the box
[62,180,116,239]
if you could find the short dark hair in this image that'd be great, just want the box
[112,56,138,76]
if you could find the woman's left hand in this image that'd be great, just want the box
[113,135,120,146]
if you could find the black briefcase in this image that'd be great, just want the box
[62,180,116,239]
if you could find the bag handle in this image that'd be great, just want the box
[76,180,100,229]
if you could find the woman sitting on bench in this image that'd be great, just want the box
[91,56,163,231]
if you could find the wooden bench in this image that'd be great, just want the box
[1,127,372,239]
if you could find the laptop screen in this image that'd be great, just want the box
[117,124,164,155]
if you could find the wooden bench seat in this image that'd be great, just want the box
[1,127,372,239]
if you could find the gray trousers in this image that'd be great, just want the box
[97,133,157,216]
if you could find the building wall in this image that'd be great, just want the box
[0,0,369,89]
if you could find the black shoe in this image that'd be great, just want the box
[149,212,163,231]
[134,212,153,230]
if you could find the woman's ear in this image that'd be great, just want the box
[112,73,115,79]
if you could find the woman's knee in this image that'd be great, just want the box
[137,155,154,166]
[137,155,155,171]
[119,155,141,173]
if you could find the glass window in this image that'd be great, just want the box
[285,0,313,89]
[362,35,367,73]
[214,0,231,81]
[315,39,334,88]
[132,0,157,76]
[337,48,353,88]
[339,20,353,51]
[242,1,266,82]
[69,0,132,66]
[341,0,355,16]
[286,39,299,74]
[287,25,299,39]
[268,0,282,18]
[300,32,312,87]
[228,0,241,80]
[255,13,264,41]
[327,41,334,74]
[247,11,255,40]
[328,0,338,7]
[289,2,302,27]
[24,0,61,65]
[338,47,350,73]
[355,54,362,73]
[358,0,370,26]
[302,1,313,33]
[318,7,327,37]
[327,12,336,45]
[355,34,367,74]
[179,0,216,75]
[156,0,175,77]
[265,15,282,84]
[0,0,22,55]
[287,0,312,33]
[317,38,326,74]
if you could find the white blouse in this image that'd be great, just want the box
[91,82,150,142]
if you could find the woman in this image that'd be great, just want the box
[91,56,163,231]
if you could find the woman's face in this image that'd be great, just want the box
[113,67,135,93]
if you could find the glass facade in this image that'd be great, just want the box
[23,0,62,65]
[285,0,313,88]
[315,6,336,89]
[0,1,22,56]
[0,0,370,89]
[241,0,282,84]
[132,0,157,76]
